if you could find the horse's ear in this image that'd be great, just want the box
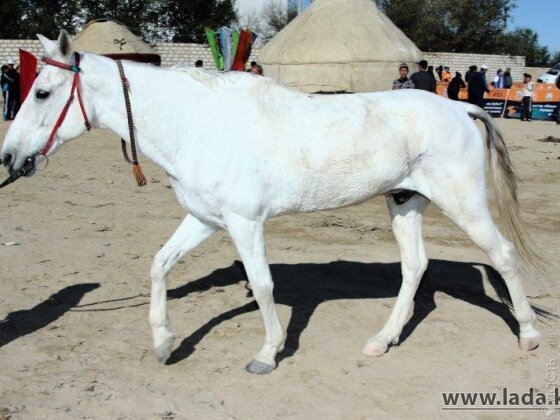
[37,34,57,57]
[57,30,74,59]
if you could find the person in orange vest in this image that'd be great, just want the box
[442,66,453,82]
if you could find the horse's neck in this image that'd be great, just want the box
[89,57,205,176]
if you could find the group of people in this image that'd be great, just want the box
[1,59,20,121]
[392,60,541,121]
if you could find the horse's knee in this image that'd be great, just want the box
[150,257,165,281]
[250,281,274,301]
[401,256,428,283]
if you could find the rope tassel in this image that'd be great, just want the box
[117,60,147,187]
[133,163,147,187]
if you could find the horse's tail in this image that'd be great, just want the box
[465,104,547,276]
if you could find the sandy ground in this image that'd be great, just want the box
[0,116,559,419]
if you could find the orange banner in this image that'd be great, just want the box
[436,82,560,120]
[438,83,560,101]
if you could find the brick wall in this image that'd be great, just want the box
[424,52,526,82]
[0,38,525,81]
[0,39,259,70]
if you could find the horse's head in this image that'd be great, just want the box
[1,30,92,183]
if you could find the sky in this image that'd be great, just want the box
[237,0,559,54]
[508,0,559,54]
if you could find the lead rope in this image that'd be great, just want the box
[116,60,147,187]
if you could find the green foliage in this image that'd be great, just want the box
[377,0,553,65]
[551,51,560,66]
[377,0,515,53]
[496,27,551,67]
[1,0,237,43]
[165,0,237,43]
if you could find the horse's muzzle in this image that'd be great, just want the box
[0,154,39,189]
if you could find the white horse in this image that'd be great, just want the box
[1,31,545,374]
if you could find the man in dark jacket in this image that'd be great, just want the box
[410,60,436,93]
[467,70,489,109]
[465,65,477,84]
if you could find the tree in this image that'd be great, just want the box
[551,51,560,66]
[166,0,237,43]
[497,27,551,67]
[377,0,515,53]
[74,0,168,44]
[0,0,81,39]
[239,0,288,42]
[2,0,237,44]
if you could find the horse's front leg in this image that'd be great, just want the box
[150,214,217,363]
[226,213,285,374]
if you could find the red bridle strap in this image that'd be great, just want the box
[40,52,91,157]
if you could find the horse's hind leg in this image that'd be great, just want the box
[150,214,217,363]
[226,213,284,374]
[363,194,429,357]
[432,187,540,351]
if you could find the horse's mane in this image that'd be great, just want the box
[169,64,308,101]
[170,65,273,92]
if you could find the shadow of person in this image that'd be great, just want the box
[0,283,100,348]
[166,259,520,366]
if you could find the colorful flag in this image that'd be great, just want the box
[204,27,224,71]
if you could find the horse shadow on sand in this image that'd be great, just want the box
[0,283,100,348]
[164,259,527,366]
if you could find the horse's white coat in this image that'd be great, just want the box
[1,32,541,373]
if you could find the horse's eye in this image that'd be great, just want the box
[35,90,50,100]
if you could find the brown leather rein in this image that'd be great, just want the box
[41,52,146,186]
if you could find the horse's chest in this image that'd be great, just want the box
[167,176,226,227]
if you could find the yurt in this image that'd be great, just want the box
[259,0,423,92]
[73,19,161,65]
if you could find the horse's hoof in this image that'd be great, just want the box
[362,339,388,357]
[154,335,175,363]
[519,330,541,352]
[245,359,276,374]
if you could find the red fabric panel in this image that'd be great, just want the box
[232,30,253,71]
[19,49,37,103]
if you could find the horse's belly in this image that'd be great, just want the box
[270,162,404,215]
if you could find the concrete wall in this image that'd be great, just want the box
[0,38,524,81]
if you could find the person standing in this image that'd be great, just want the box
[465,65,477,84]
[1,65,9,120]
[392,63,415,89]
[556,75,560,125]
[521,73,534,122]
[467,68,489,108]
[480,64,488,85]
[5,61,20,120]
[427,65,437,82]
[503,67,513,88]
[447,72,466,101]
[410,60,436,93]
[493,69,504,89]
[441,66,453,82]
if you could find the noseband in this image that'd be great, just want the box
[41,52,91,157]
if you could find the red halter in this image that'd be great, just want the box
[40,52,91,157]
